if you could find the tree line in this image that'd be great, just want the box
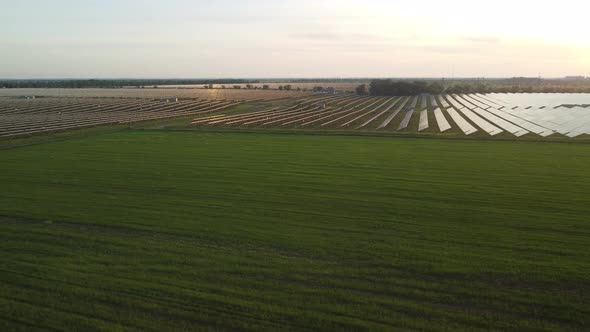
[358,79,590,96]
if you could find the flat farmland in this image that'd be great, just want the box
[1,130,589,331]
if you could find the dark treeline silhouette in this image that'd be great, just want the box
[444,83,590,94]
[369,80,444,96]
[0,79,258,89]
[261,78,369,83]
[365,79,590,96]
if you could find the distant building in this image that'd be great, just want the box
[325,87,336,94]
[17,96,35,100]
[160,97,179,102]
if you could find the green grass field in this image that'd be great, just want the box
[1,130,589,331]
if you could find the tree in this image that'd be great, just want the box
[428,82,444,94]
[370,80,451,96]
[355,84,368,95]
[262,85,270,90]
[278,85,284,91]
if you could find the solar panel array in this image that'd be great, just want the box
[2,93,589,139]
[483,94,590,137]
[0,98,240,138]
[194,93,589,138]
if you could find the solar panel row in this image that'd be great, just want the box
[398,110,414,130]
[377,97,410,129]
[446,108,478,135]
[418,110,429,131]
[434,109,452,132]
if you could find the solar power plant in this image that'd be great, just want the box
[3,93,589,139]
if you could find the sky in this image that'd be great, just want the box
[1,0,589,79]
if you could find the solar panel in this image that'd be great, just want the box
[470,107,528,137]
[407,96,418,110]
[446,95,465,109]
[434,109,451,132]
[377,97,409,129]
[356,97,400,129]
[421,94,429,110]
[430,95,439,110]
[446,108,477,135]
[398,109,414,130]
[485,107,550,136]
[462,95,491,109]
[454,95,477,109]
[437,95,451,108]
[418,110,429,131]
[456,107,503,136]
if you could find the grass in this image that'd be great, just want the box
[0,130,589,331]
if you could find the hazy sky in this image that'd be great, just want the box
[1,0,589,78]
